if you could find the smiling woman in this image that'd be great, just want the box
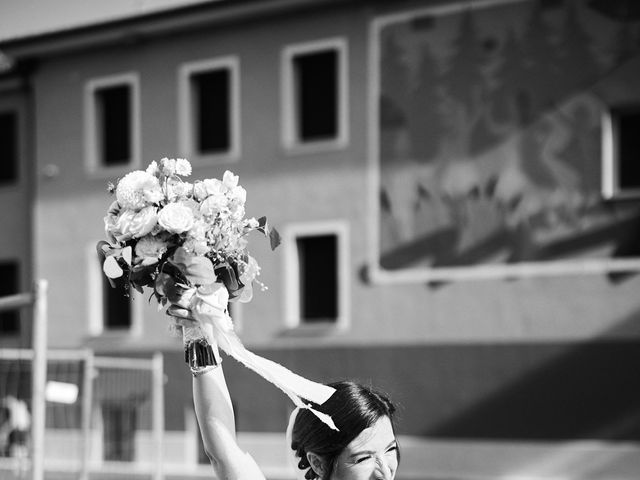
[289,381,399,480]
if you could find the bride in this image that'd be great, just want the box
[169,306,400,480]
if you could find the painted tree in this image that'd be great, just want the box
[439,8,490,159]
[407,42,446,162]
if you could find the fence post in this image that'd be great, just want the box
[31,279,48,480]
[152,352,165,480]
[80,349,94,480]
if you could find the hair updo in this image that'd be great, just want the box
[290,381,398,480]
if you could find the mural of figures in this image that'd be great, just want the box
[374,0,640,278]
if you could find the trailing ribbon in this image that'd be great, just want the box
[188,283,337,431]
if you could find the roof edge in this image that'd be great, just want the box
[0,0,353,60]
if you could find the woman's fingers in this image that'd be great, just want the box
[167,285,196,309]
[167,305,196,322]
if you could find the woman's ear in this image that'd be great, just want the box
[306,452,327,478]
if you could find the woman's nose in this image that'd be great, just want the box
[374,457,393,480]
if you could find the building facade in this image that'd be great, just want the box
[1,0,640,477]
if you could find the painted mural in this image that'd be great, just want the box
[375,0,640,278]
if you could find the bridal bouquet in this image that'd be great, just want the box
[97,158,335,428]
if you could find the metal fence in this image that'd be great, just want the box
[0,282,165,480]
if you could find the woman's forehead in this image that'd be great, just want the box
[344,416,395,452]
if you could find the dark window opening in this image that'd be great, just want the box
[96,85,131,167]
[293,50,339,142]
[0,261,20,334]
[615,107,640,191]
[297,234,338,322]
[0,112,18,185]
[192,69,231,154]
[102,403,136,461]
[103,278,132,330]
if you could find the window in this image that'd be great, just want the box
[282,38,348,151]
[88,244,142,337]
[0,261,20,334]
[283,222,349,329]
[297,235,338,322]
[602,105,640,199]
[102,277,132,330]
[102,403,135,461]
[178,57,240,162]
[85,74,140,174]
[0,111,18,185]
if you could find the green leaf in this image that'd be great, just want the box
[122,246,132,266]
[169,248,216,286]
[154,272,176,297]
[215,262,242,297]
[103,256,123,279]
[130,264,156,287]
[269,226,282,250]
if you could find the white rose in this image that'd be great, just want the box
[158,202,195,234]
[115,206,158,241]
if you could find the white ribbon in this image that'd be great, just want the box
[190,284,338,431]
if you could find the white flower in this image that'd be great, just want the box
[134,235,168,266]
[116,171,163,210]
[222,170,239,189]
[193,178,225,201]
[158,202,195,234]
[238,256,261,303]
[146,161,159,177]
[183,237,210,256]
[160,157,176,176]
[230,185,246,205]
[228,200,245,221]
[115,206,158,241]
[166,178,193,202]
[199,193,228,217]
[175,158,192,176]
[244,217,259,230]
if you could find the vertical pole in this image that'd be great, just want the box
[31,279,48,480]
[80,349,94,480]
[152,352,164,480]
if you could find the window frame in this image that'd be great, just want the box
[282,220,350,331]
[178,56,241,165]
[84,72,141,177]
[602,104,640,200]
[87,243,143,338]
[281,37,349,154]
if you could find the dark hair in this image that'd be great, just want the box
[290,381,398,480]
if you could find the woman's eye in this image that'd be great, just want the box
[386,445,398,453]
[355,456,371,464]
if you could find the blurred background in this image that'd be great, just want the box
[1,0,640,478]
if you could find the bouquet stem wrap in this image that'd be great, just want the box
[183,323,219,369]
[190,284,337,430]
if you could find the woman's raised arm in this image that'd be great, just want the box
[191,358,251,478]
